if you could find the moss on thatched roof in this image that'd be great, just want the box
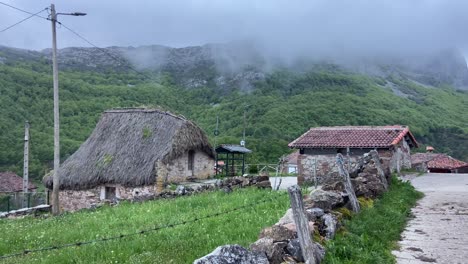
[44,108,214,190]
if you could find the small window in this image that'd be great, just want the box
[188,150,195,170]
[105,186,116,200]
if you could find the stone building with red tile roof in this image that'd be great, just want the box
[0,172,36,193]
[289,125,418,184]
[280,151,300,174]
[412,152,468,173]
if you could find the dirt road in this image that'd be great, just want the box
[393,173,468,264]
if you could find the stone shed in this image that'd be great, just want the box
[412,152,468,173]
[44,108,215,211]
[288,125,418,184]
[0,172,36,193]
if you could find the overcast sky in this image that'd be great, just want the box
[1,0,468,58]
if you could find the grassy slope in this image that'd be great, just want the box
[1,61,467,179]
[0,188,289,263]
[324,177,423,264]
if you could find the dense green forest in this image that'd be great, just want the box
[1,58,467,181]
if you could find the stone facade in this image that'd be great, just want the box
[297,143,412,184]
[166,151,214,182]
[59,184,174,211]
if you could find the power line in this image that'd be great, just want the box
[0,8,47,33]
[56,20,157,81]
[0,2,48,20]
[0,192,287,260]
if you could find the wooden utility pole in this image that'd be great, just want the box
[288,185,318,264]
[50,4,60,215]
[22,121,29,208]
[49,4,86,215]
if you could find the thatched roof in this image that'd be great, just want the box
[44,108,214,190]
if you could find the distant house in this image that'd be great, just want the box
[0,172,36,193]
[412,152,468,173]
[280,151,300,174]
[288,125,418,183]
[44,108,215,211]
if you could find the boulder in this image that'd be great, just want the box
[307,189,344,210]
[322,181,345,192]
[351,173,385,198]
[256,175,270,182]
[175,185,186,195]
[276,208,294,225]
[282,221,315,235]
[194,244,269,264]
[250,238,286,264]
[256,180,272,189]
[306,208,325,220]
[286,239,325,263]
[321,213,338,239]
[259,225,296,241]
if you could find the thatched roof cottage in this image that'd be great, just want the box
[44,108,215,211]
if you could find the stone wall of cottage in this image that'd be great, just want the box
[297,141,413,185]
[58,151,214,212]
[297,148,398,184]
[166,151,214,182]
[59,184,160,212]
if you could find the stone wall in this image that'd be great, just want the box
[59,184,162,212]
[166,150,214,182]
[297,147,406,185]
[297,153,361,184]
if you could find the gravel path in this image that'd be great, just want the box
[393,173,468,264]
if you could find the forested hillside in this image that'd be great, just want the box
[1,49,467,181]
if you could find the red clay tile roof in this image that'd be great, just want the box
[0,172,37,192]
[283,151,300,164]
[411,153,468,170]
[289,126,418,149]
[411,153,442,164]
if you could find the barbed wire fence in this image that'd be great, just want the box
[0,191,288,260]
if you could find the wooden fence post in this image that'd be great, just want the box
[369,150,388,190]
[288,185,318,264]
[336,154,360,213]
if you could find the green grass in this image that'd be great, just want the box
[323,177,423,264]
[0,188,289,263]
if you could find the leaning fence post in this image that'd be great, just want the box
[7,195,10,212]
[288,185,318,264]
[336,154,360,213]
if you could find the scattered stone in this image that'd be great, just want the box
[407,247,424,252]
[194,244,269,264]
[415,255,437,263]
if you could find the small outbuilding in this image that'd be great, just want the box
[289,125,418,184]
[0,172,36,193]
[44,108,215,211]
[280,151,300,174]
[215,144,251,177]
[412,152,468,173]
